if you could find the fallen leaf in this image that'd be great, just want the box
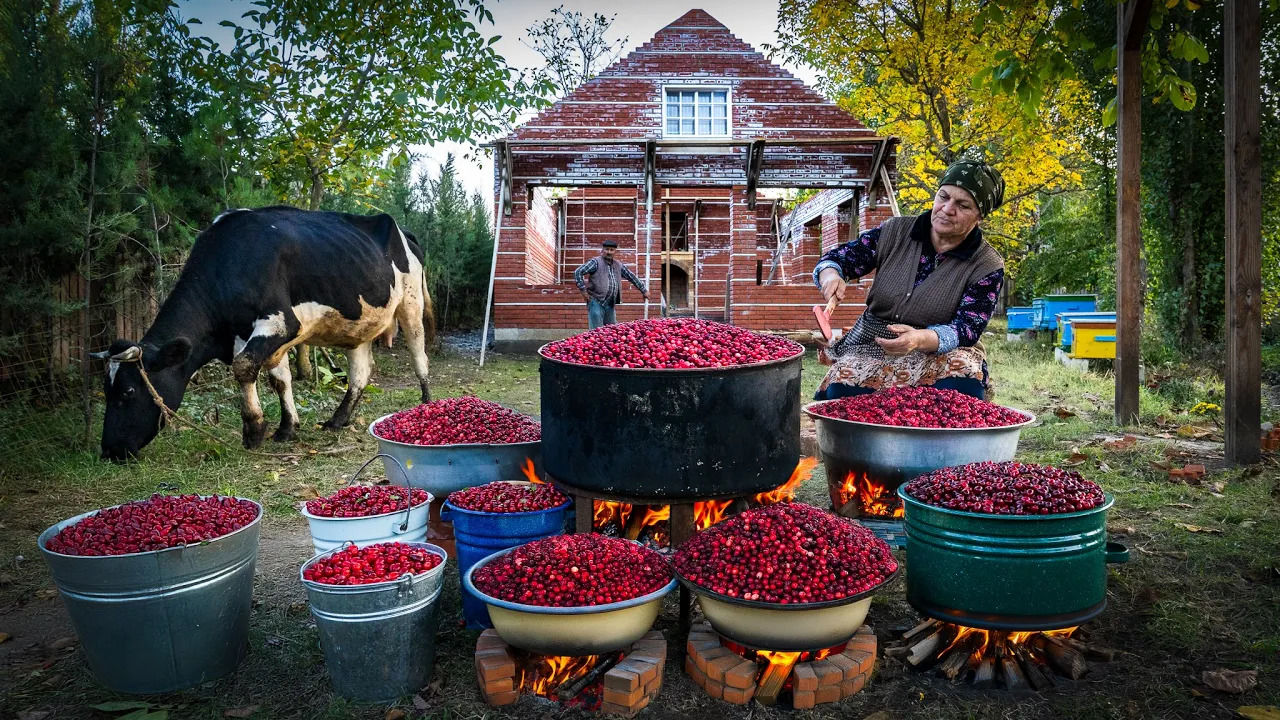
[0,573,13,586]
[224,706,260,718]
[49,637,76,650]
[1098,461,1113,473]
[385,710,406,720]
[1054,406,1077,418]
[1063,452,1089,467]
[1134,586,1161,610]
[1202,668,1257,693]
[1210,481,1227,494]
[1176,523,1222,534]
[1177,425,1214,439]
[289,484,320,500]
[0,632,10,644]
[412,694,429,711]
[1150,460,1173,471]
[1241,520,1257,529]
[1170,503,1195,508]
[1104,435,1139,451]
[1238,707,1280,720]
[1083,392,1103,404]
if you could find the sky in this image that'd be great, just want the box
[179,0,821,204]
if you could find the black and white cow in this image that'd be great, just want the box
[95,206,433,461]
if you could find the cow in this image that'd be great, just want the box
[94,206,433,462]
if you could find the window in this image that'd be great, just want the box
[664,88,729,137]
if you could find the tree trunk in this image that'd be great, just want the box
[295,168,325,382]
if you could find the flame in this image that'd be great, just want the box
[626,505,671,540]
[519,654,600,698]
[594,500,633,528]
[936,624,1078,663]
[837,472,905,518]
[753,457,818,505]
[521,457,542,484]
[694,499,732,529]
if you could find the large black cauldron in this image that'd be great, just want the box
[538,348,802,499]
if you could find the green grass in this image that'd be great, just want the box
[1,334,1277,720]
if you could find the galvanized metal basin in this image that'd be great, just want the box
[463,545,676,655]
[803,402,1035,489]
[676,567,900,651]
[301,542,448,703]
[899,487,1123,630]
[37,497,262,694]
[539,347,804,499]
[369,413,541,495]
[300,497,431,554]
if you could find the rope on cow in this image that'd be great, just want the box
[117,350,358,458]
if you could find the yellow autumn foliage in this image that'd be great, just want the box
[776,0,1094,258]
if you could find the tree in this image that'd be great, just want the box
[773,0,1095,253]
[212,0,551,210]
[523,5,628,95]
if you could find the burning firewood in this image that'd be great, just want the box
[1036,635,1088,680]
[906,627,945,666]
[555,654,621,701]
[1014,645,1054,690]
[1063,637,1117,662]
[937,633,983,681]
[973,657,996,688]
[997,654,1028,690]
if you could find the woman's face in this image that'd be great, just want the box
[931,184,982,239]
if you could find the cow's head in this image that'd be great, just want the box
[95,338,192,462]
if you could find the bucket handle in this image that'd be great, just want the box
[349,454,415,534]
[1105,540,1130,564]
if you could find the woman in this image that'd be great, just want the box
[813,160,1006,400]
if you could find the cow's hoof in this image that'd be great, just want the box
[419,385,431,403]
[242,419,268,449]
[320,420,346,432]
[271,426,296,443]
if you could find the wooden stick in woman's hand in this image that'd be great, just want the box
[825,296,839,316]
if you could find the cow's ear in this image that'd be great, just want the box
[147,338,191,371]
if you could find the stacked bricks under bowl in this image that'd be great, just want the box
[684,622,877,708]
[475,628,666,716]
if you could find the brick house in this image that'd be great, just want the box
[484,9,897,351]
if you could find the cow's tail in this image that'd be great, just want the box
[420,268,436,349]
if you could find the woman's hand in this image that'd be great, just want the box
[875,324,940,356]
[818,268,846,303]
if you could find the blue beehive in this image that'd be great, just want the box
[1058,311,1116,349]
[1037,294,1097,329]
[1007,306,1035,332]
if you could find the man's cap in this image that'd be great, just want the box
[602,240,618,248]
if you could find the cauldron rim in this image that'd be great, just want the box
[897,486,1116,521]
[803,401,1036,433]
[369,413,542,450]
[536,341,804,374]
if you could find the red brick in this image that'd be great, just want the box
[723,659,758,689]
[842,648,875,677]
[811,658,842,687]
[480,676,512,696]
[600,700,637,717]
[474,650,514,683]
[841,671,867,697]
[792,689,816,709]
[483,689,518,706]
[604,684,645,707]
[721,684,754,704]
[604,667,640,693]
[706,653,740,684]
[815,684,841,704]
[791,663,818,692]
[827,652,857,679]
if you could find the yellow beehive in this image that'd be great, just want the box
[1069,320,1117,359]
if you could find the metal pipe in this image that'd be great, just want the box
[479,199,503,367]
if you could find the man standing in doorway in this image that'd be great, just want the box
[574,240,649,329]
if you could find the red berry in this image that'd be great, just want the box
[305,485,429,518]
[811,386,1028,429]
[540,318,803,370]
[448,482,567,513]
[472,534,671,608]
[373,397,540,445]
[672,503,897,604]
[303,542,443,585]
[905,461,1105,515]
[45,494,259,556]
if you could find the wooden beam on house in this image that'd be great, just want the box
[1114,0,1151,425]
[879,165,901,217]
[1224,0,1262,465]
[496,140,514,216]
[745,139,766,209]
[483,135,890,149]
[863,138,889,196]
[693,199,701,319]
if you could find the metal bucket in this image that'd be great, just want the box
[368,414,541,496]
[441,484,569,629]
[898,487,1126,630]
[301,542,448,703]
[300,455,432,554]
[37,497,262,694]
[804,402,1035,492]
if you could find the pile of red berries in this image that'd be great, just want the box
[448,481,568,513]
[305,485,429,518]
[810,386,1028,428]
[471,534,671,607]
[373,397,540,445]
[540,318,803,369]
[904,461,1106,515]
[45,494,259,556]
[303,542,443,585]
[672,503,896,604]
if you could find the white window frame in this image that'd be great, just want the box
[661,85,732,138]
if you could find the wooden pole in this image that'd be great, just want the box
[664,198,671,317]
[1114,0,1151,424]
[1224,0,1262,465]
[479,190,504,367]
[693,200,701,319]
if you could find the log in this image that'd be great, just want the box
[1064,637,1117,662]
[837,498,862,518]
[1014,645,1054,691]
[999,656,1029,690]
[937,633,982,681]
[900,618,942,645]
[1038,635,1088,680]
[972,658,996,689]
[754,654,798,706]
[906,628,944,666]
[556,653,620,701]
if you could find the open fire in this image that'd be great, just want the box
[686,622,876,708]
[515,651,621,709]
[592,458,818,546]
[888,619,1116,689]
[829,471,904,519]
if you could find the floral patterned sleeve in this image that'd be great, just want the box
[812,226,880,287]
[928,269,1005,352]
